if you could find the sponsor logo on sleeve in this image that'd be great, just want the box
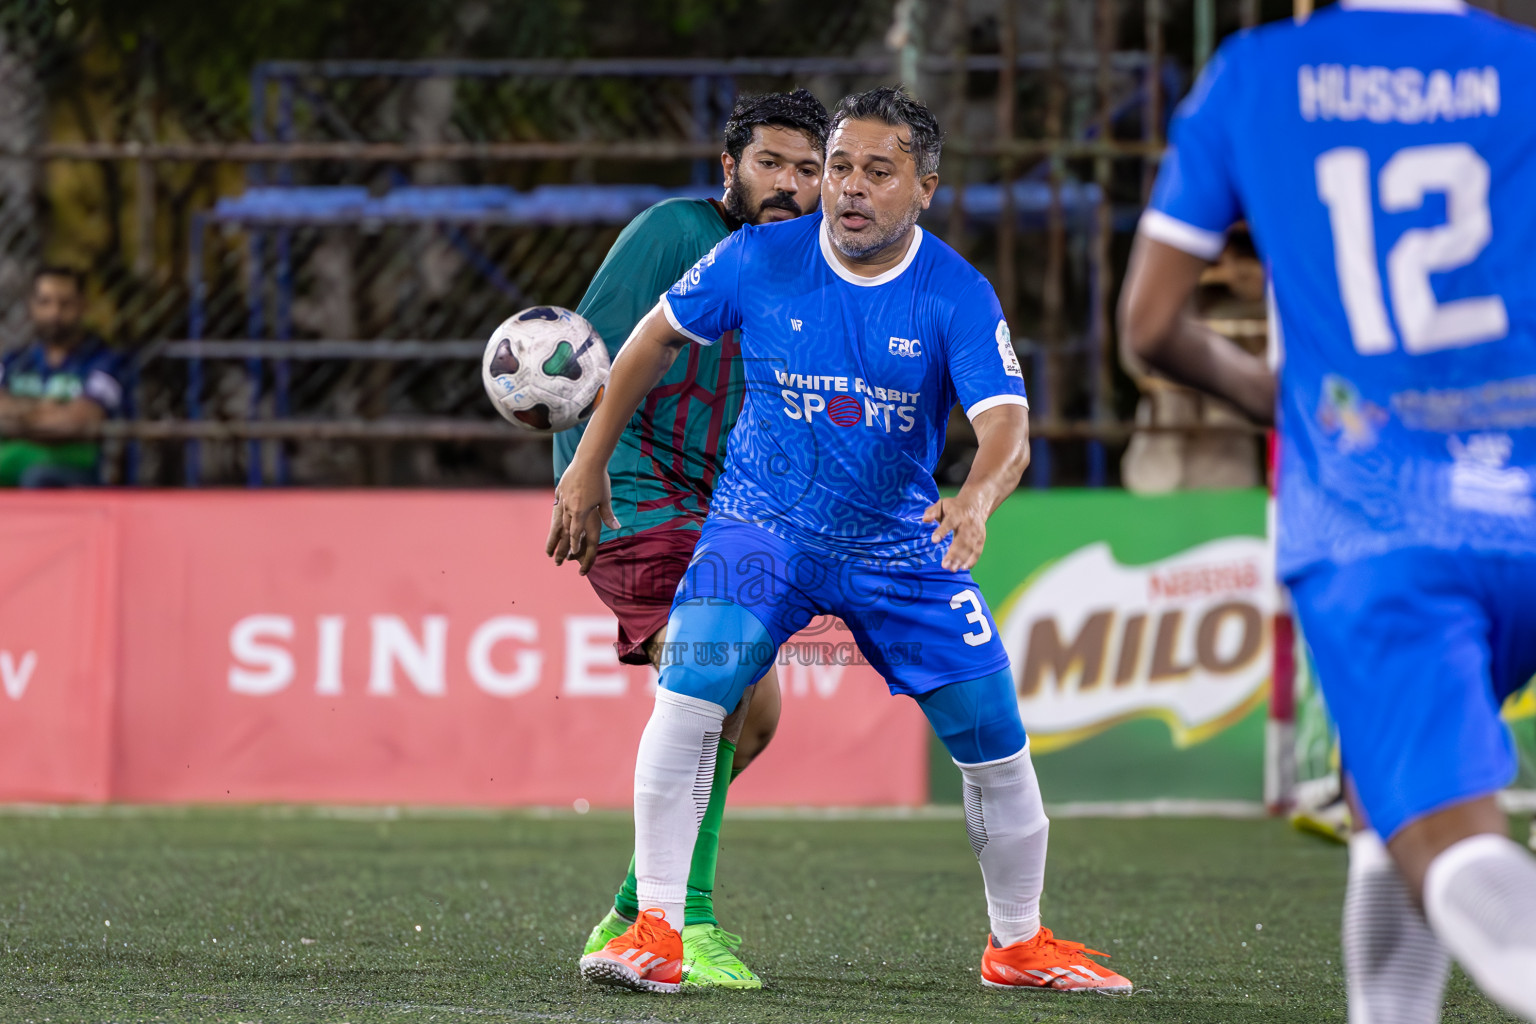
[672,246,720,296]
[996,320,1023,378]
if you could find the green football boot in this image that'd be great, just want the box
[680,923,763,990]
[582,907,633,956]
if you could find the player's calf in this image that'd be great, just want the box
[920,672,1133,996]
[731,666,781,771]
[1422,831,1536,1020]
[1343,830,1449,1024]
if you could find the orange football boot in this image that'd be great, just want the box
[578,907,684,993]
[980,927,1133,993]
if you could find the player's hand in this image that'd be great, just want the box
[548,461,621,575]
[923,495,987,572]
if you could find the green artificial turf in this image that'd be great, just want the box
[0,808,1519,1023]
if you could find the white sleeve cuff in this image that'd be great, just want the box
[965,394,1030,421]
[84,369,123,411]
[660,294,718,346]
[1137,208,1227,261]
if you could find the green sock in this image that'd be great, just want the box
[684,737,737,927]
[613,855,640,921]
[612,737,739,926]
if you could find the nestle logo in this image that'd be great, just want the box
[1148,561,1261,601]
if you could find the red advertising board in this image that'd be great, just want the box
[0,493,927,807]
[0,503,117,801]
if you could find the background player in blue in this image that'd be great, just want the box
[550,86,1132,995]
[1120,2,1536,1019]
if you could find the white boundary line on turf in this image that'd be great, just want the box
[728,805,962,820]
[0,802,1263,821]
[669,800,1274,820]
[1048,799,1268,819]
[17,985,663,1024]
[3,793,1530,819]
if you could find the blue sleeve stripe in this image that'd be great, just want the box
[964,394,1030,420]
[659,294,718,346]
[1138,208,1227,261]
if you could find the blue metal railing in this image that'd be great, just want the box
[176,52,1172,487]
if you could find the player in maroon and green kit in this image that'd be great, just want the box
[553,89,829,988]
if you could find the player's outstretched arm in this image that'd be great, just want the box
[1118,234,1275,425]
[924,403,1030,572]
[548,304,688,573]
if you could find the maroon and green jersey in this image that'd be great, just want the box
[552,197,742,541]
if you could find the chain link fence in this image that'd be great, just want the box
[5,0,1444,487]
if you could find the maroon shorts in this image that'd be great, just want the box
[584,526,701,665]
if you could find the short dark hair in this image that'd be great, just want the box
[33,265,86,295]
[722,88,831,165]
[831,86,943,178]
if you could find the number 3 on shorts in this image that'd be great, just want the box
[949,588,993,647]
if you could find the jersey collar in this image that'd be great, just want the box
[819,216,924,287]
[23,335,101,370]
[1337,0,1466,12]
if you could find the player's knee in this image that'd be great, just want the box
[658,660,747,714]
[946,714,1026,766]
[656,638,768,712]
[656,601,776,713]
[956,743,1049,840]
[733,669,782,769]
[642,632,668,672]
[918,668,1027,765]
[733,713,779,769]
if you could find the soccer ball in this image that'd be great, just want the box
[481,306,610,433]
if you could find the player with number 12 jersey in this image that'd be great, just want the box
[1122,2,1536,1018]
[1142,1,1536,575]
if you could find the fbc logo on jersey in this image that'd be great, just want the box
[776,369,919,432]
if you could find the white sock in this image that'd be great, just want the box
[632,688,725,932]
[1423,833,1536,1021]
[1342,831,1448,1024]
[956,742,1049,947]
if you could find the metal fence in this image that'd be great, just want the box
[16,0,1507,487]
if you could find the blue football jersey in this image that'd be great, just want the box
[660,211,1029,563]
[1145,0,1536,579]
[0,335,125,413]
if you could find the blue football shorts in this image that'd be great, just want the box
[661,516,1013,704]
[1288,547,1536,841]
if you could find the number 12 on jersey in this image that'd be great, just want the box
[1316,142,1508,356]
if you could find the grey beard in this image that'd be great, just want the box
[830,207,921,262]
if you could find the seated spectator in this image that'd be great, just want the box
[0,266,125,487]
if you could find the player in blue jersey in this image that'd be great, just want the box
[550,86,1131,995]
[1120,2,1536,1019]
